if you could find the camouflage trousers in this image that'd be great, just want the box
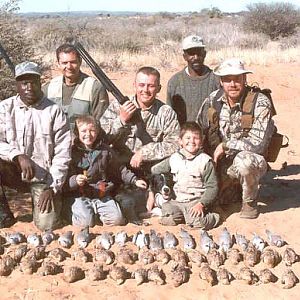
[0,159,62,231]
[218,151,267,205]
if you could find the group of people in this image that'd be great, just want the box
[0,34,275,231]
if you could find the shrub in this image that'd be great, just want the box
[0,0,38,99]
[243,2,300,40]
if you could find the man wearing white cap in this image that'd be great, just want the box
[0,61,71,230]
[167,35,219,125]
[197,58,275,219]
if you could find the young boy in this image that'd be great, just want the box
[63,115,147,227]
[149,122,220,230]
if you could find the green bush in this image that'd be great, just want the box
[243,2,300,40]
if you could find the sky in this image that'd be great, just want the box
[17,0,300,14]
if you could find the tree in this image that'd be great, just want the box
[0,0,36,99]
[243,2,300,40]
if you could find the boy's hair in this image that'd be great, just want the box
[136,66,160,84]
[56,43,81,62]
[179,121,203,139]
[73,115,102,144]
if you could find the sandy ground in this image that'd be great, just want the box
[1,62,300,299]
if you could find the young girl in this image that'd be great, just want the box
[63,115,147,227]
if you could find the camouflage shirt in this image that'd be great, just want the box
[198,89,275,156]
[100,96,180,163]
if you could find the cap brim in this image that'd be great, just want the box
[15,71,41,79]
[213,68,253,76]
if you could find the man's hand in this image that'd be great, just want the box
[76,174,88,186]
[189,202,205,218]
[213,142,225,164]
[38,188,55,213]
[120,100,137,124]
[135,179,148,189]
[16,154,35,181]
[130,150,143,168]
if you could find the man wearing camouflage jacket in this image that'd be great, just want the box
[101,66,180,222]
[0,61,71,230]
[197,58,275,219]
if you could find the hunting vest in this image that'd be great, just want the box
[47,75,95,125]
[170,151,211,202]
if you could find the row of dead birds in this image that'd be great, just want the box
[0,227,298,288]
[0,227,290,253]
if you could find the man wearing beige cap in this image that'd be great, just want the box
[197,58,275,219]
[0,61,71,230]
[167,34,219,125]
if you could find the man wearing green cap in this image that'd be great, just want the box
[0,61,71,230]
[197,58,275,219]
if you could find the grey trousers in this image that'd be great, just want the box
[161,199,220,230]
[70,196,125,227]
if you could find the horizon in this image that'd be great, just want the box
[18,0,300,14]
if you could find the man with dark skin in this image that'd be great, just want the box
[167,35,219,125]
[0,61,71,229]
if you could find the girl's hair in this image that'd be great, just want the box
[179,121,203,139]
[73,115,102,146]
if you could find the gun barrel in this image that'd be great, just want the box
[74,42,128,104]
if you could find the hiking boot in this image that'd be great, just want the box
[0,201,16,228]
[240,202,259,219]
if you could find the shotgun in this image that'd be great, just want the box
[74,41,152,145]
[0,42,15,75]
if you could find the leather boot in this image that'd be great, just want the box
[0,195,16,228]
[240,201,259,219]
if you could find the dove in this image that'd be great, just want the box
[252,233,265,252]
[58,231,74,248]
[163,231,178,249]
[199,229,217,254]
[265,229,285,247]
[132,230,149,249]
[180,228,196,250]
[96,232,114,250]
[218,227,232,252]
[27,233,42,247]
[6,232,25,245]
[115,231,128,247]
[76,227,90,249]
[41,230,57,246]
[149,229,164,251]
[235,232,249,251]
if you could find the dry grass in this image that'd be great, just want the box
[24,13,300,73]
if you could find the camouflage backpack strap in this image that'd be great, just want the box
[206,89,224,155]
[240,87,257,137]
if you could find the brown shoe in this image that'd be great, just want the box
[240,202,259,219]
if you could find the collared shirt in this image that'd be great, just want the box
[0,95,71,192]
[100,96,180,163]
[198,89,275,156]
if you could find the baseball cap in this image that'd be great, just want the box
[15,61,41,79]
[213,58,253,76]
[182,35,206,50]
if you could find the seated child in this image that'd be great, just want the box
[63,115,147,227]
[148,122,220,230]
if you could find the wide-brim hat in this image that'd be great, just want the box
[15,61,41,79]
[213,58,253,76]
